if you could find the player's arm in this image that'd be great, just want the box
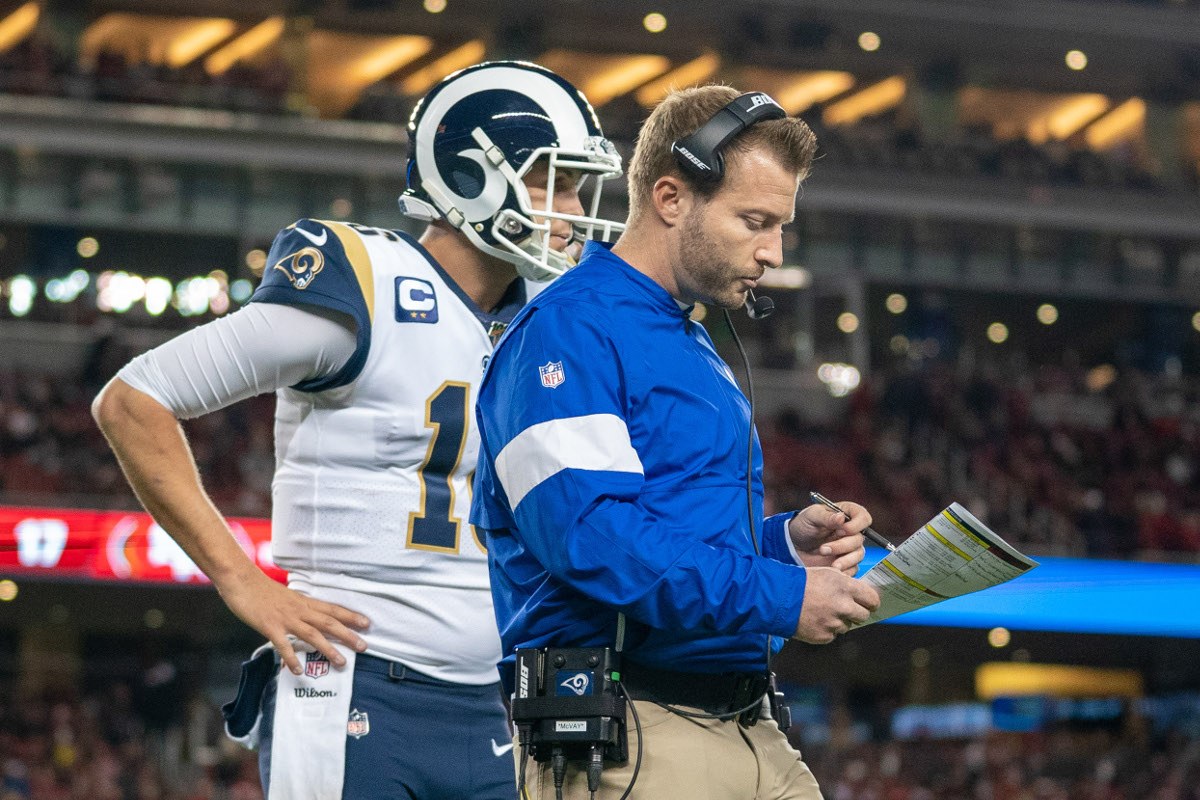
[94,221,375,674]
[93,302,370,674]
[474,305,879,643]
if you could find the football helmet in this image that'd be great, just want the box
[399,61,624,282]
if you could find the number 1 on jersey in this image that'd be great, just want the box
[407,381,469,553]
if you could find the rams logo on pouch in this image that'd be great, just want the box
[273,247,325,290]
[557,672,591,696]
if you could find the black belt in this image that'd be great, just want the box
[618,661,769,721]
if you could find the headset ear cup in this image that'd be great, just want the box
[671,92,786,185]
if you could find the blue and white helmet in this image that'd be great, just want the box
[399,61,624,282]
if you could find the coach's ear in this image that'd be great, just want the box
[650,175,695,228]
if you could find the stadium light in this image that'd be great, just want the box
[401,40,488,96]
[231,279,254,304]
[351,36,435,85]
[1041,94,1110,141]
[1085,98,1146,150]
[8,275,34,317]
[635,53,720,107]
[166,19,237,68]
[205,17,285,75]
[144,277,173,316]
[817,363,861,397]
[823,76,906,126]
[0,2,38,54]
[643,13,667,33]
[306,31,433,114]
[244,249,267,272]
[774,71,855,115]
[583,54,672,106]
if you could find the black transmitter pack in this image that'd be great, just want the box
[511,647,628,765]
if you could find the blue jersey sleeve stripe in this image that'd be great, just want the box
[495,414,643,508]
[317,220,375,325]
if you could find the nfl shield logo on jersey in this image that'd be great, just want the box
[304,651,331,679]
[539,361,565,388]
[347,708,370,739]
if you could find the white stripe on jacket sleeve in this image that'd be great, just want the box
[494,414,644,509]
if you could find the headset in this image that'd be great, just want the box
[671,91,785,320]
[671,91,786,183]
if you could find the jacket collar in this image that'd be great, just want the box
[580,241,693,320]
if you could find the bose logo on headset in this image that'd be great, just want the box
[670,91,786,183]
[675,147,710,172]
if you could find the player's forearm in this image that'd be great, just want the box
[92,378,261,586]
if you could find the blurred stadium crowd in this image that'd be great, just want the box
[0,682,261,800]
[0,38,288,114]
[4,346,1198,558]
[3,685,1199,799]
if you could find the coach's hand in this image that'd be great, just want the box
[792,567,880,644]
[788,501,870,575]
[219,569,371,675]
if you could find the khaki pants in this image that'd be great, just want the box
[516,700,823,800]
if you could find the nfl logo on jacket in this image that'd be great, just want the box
[539,361,565,388]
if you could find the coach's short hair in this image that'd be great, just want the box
[626,85,817,220]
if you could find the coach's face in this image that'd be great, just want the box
[677,146,799,309]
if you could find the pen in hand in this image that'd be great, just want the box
[809,491,897,552]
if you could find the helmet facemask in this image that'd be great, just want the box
[470,130,625,282]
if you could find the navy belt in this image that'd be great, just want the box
[355,653,455,684]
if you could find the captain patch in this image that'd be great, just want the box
[395,277,439,323]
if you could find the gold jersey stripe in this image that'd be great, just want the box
[924,523,971,561]
[318,220,375,325]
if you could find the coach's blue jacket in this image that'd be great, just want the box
[471,242,809,677]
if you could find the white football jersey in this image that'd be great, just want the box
[252,218,530,685]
